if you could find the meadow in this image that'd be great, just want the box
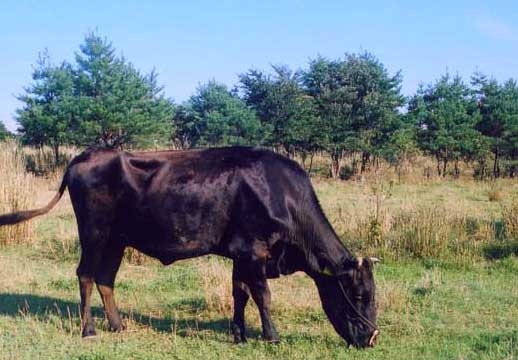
[0,142,517,359]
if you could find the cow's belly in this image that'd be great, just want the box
[124,189,233,264]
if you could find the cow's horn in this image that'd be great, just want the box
[369,257,381,264]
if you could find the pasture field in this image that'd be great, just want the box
[0,144,517,359]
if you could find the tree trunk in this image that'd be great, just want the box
[442,159,448,177]
[493,148,500,178]
[307,153,314,176]
[510,150,516,178]
[351,153,358,175]
[436,153,442,176]
[453,160,460,179]
[360,152,370,174]
[330,151,343,179]
[53,143,60,166]
[300,152,307,170]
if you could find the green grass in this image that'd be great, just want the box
[0,245,516,359]
[1,177,517,359]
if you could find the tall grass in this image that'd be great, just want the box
[1,143,517,263]
[22,145,76,177]
[321,179,518,262]
[0,141,37,245]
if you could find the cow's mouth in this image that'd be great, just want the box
[368,329,379,347]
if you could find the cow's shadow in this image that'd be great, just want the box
[0,293,261,340]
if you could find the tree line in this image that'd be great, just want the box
[5,33,518,179]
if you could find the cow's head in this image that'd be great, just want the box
[314,256,379,348]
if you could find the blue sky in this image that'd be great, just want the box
[1,0,517,131]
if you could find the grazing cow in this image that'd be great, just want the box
[0,146,379,347]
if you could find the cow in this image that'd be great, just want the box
[0,146,379,348]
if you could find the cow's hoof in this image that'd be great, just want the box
[82,326,97,338]
[265,338,280,344]
[232,324,247,344]
[109,322,126,333]
[263,333,280,343]
[233,331,247,344]
[233,335,247,344]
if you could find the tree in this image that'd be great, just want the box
[16,33,174,156]
[239,65,319,163]
[410,73,483,177]
[472,73,518,177]
[0,121,10,141]
[175,81,263,147]
[303,53,404,178]
[71,33,173,148]
[170,104,201,149]
[16,52,75,163]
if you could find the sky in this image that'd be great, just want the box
[1,0,517,131]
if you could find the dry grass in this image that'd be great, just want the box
[502,202,518,240]
[317,177,518,261]
[1,143,517,263]
[0,141,37,245]
[22,145,77,177]
[488,189,504,202]
[196,257,233,317]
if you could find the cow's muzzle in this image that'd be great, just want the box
[368,329,379,347]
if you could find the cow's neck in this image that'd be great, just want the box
[296,210,355,276]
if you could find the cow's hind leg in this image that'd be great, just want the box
[232,262,250,343]
[77,237,125,336]
[78,273,96,338]
[75,198,125,336]
[77,238,103,338]
[235,261,279,342]
[95,241,125,332]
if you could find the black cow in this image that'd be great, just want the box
[0,146,379,347]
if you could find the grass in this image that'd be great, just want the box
[0,247,516,359]
[0,142,37,245]
[0,144,517,359]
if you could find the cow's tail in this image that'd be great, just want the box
[0,170,69,227]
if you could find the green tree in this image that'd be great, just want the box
[303,53,404,178]
[16,33,174,155]
[0,121,10,141]
[16,52,75,163]
[177,81,263,147]
[240,66,320,169]
[171,104,201,149]
[72,33,174,148]
[472,73,518,177]
[410,73,483,177]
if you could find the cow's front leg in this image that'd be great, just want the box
[239,261,279,342]
[248,276,279,342]
[232,263,250,343]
